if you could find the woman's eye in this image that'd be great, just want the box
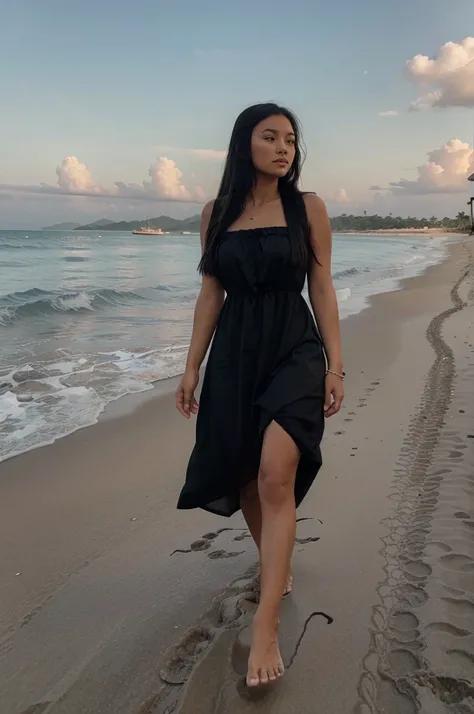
[264,135,274,141]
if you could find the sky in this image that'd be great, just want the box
[1,0,474,228]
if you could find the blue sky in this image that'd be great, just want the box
[1,0,473,227]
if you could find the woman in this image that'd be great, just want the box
[175,103,344,688]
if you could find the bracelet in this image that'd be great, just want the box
[326,369,345,380]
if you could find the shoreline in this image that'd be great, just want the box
[0,237,473,712]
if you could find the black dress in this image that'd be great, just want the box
[177,226,326,517]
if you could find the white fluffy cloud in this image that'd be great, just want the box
[115,157,205,201]
[56,156,103,194]
[390,139,474,195]
[1,156,205,203]
[406,37,474,109]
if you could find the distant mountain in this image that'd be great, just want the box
[42,221,81,230]
[74,218,116,230]
[75,214,201,233]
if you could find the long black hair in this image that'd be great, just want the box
[199,103,313,275]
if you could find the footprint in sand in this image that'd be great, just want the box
[441,597,474,618]
[403,560,432,577]
[386,648,420,676]
[388,611,419,631]
[425,622,470,637]
[207,550,244,560]
[440,553,474,572]
[160,626,214,684]
[233,532,253,542]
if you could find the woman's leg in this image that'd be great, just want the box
[240,479,262,549]
[240,481,293,594]
[246,421,299,687]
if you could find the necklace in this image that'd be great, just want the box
[248,196,279,220]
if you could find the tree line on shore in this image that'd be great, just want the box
[330,211,471,233]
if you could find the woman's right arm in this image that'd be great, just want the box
[176,201,225,418]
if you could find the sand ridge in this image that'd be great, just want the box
[355,241,474,713]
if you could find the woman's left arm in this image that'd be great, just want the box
[304,193,344,417]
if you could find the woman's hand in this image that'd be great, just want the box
[324,372,344,418]
[176,369,200,418]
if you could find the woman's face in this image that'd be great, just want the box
[250,114,296,178]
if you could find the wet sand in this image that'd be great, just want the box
[0,238,473,713]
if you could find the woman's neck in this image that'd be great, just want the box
[250,175,280,207]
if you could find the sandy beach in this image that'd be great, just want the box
[340,229,462,236]
[1,238,474,714]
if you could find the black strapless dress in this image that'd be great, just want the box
[177,226,326,517]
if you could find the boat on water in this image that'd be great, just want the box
[132,222,168,236]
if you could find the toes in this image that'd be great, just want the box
[268,668,277,681]
[246,674,260,688]
[259,668,269,685]
[277,661,285,676]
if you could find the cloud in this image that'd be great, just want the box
[378,110,398,117]
[390,138,474,195]
[154,146,227,161]
[370,185,384,191]
[406,37,474,109]
[56,156,103,193]
[115,157,205,201]
[332,188,350,203]
[0,156,206,204]
[0,193,13,201]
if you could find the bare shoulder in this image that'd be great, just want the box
[200,200,216,246]
[302,193,329,224]
[202,199,215,220]
[303,194,332,264]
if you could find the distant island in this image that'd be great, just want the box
[75,215,201,233]
[43,219,115,231]
[51,210,471,235]
[42,221,81,230]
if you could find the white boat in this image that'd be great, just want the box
[132,221,168,235]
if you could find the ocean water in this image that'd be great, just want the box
[0,229,448,462]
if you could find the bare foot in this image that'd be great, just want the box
[283,572,293,597]
[246,613,284,687]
